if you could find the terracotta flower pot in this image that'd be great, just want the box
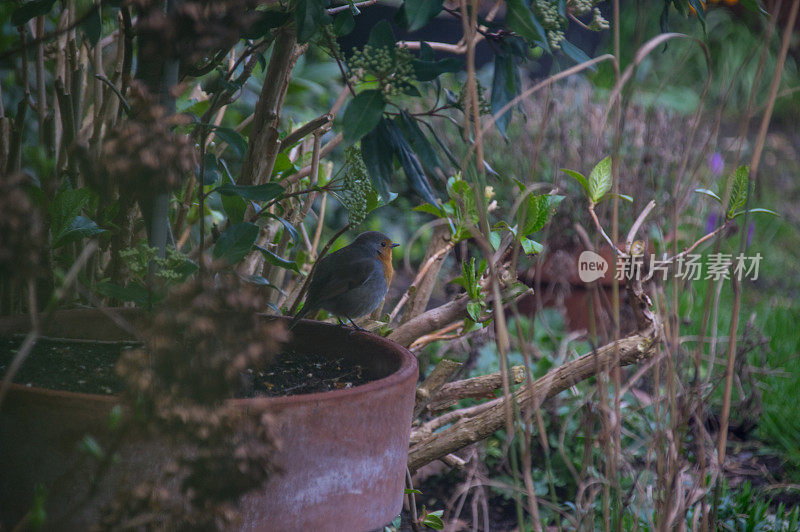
[0,309,418,531]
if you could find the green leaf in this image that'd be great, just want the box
[81,6,102,47]
[78,435,105,460]
[491,51,521,137]
[264,213,300,244]
[560,40,594,68]
[395,112,443,175]
[213,223,260,264]
[211,126,247,158]
[95,281,151,306]
[50,188,92,236]
[413,203,444,217]
[52,216,105,248]
[367,19,396,52]
[255,245,300,273]
[342,90,386,146]
[604,193,633,203]
[506,0,549,50]
[561,168,590,198]
[412,54,462,82]
[695,188,722,203]
[404,0,443,31]
[467,301,482,322]
[588,156,612,204]
[726,165,750,219]
[243,10,291,39]
[198,152,220,185]
[385,120,439,205]
[295,0,331,43]
[520,194,563,235]
[422,511,444,530]
[730,208,779,219]
[217,182,285,202]
[11,0,56,26]
[404,488,423,495]
[520,237,543,255]
[361,119,395,201]
[334,9,355,35]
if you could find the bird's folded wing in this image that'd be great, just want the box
[310,258,379,307]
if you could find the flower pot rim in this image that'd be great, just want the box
[1,312,418,407]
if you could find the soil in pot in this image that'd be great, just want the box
[0,336,372,397]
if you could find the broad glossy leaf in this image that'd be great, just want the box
[361,119,395,201]
[211,126,247,158]
[520,237,543,255]
[386,121,438,205]
[412,56,462,82]
[334,10,355,35]
[295,0,331,43]
[395,112,443,174]
[562,168,590,197]
[213,222,260,264]
[342,89,386,146]
[217,182,284,202]
[506,0,549,50]
[243,10,291,39]
[560,40,594,68]
[404,0,443,31]
[367,19,396,52]
[491,52,521,137]
[11,0,56,26]
[255,245,300,272]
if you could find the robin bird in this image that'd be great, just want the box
[290,231,399,329]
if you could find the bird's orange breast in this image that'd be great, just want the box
[378,249,394,285]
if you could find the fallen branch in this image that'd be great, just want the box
[414,359,463,417]
[426,365,526,413]
[407,330,659,471]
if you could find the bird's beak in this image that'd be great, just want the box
[391,243,400,248]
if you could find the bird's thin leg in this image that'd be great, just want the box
[347,317,366,331]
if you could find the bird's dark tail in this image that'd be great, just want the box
[288,306,310,330]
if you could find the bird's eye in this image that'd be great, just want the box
[381,241,386,247]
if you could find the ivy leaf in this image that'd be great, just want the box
[404,0,443,31]
[254,245,300,273]
[295,0,331,43]
[588,156,612,204]
[506,0,549,51]
[342,90,386,146]
[727,165,751,219]
[213,223,259,264]
[217,182,284,202]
